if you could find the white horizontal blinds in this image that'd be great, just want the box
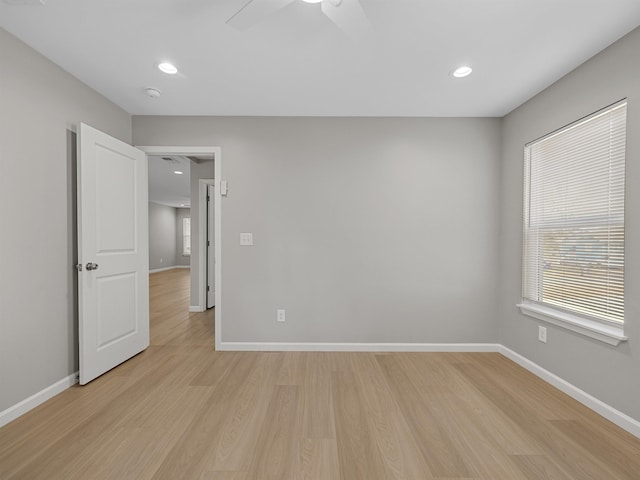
[523,102,626,324]
[183,217,191,255]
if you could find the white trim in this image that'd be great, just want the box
[217,342,501,352]
[517,302,627,346]
[0,372,78,428]
[150,266,175,273]
[149,265,190,274]
[214,156,222,351]
[189,306,205,313]
[499,345,640,439]
[136,146,220,157]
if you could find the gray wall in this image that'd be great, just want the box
[133,117,502,343]
[499,27,640,420]
[148,202,177,270]
[0,28,132,413]
[176,207,191,267]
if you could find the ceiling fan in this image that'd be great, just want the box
[226,0,372,38]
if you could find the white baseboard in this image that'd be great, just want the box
[150,266,191,274]
[149,266,175,273]
[498,346,640,439]
[217,342,502,352]
[0,372,78,428]
[189,306,205,313]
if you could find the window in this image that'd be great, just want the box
[520,101,627,343]
[183,217,191,256]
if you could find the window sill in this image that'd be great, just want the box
[516,302,627,346]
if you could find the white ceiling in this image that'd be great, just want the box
[1,0,640,117]
[148,155,192,208]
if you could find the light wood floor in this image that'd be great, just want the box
[1,269,640,479]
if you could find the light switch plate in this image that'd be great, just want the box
[240,232,253,246]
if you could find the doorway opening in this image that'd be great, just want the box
[138,146,220,346]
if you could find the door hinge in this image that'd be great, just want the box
[207,286,210,292]
[207,240,211,246]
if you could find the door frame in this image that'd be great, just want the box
[137,146,221,348]
[200,178,214,309]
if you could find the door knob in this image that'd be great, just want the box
[86,262,99,271]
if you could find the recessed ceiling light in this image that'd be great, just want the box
[452,66,473,78]
[158,62,178,75]
[301,0,322,3]
[174,170,183,175]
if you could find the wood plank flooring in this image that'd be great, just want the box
[1,268,639,479]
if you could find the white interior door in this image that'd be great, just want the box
[77,123,149,385]
[207,184,215,308]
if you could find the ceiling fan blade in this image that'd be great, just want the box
[321,0,372,39]
[227,0,296,30]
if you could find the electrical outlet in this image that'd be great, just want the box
[160,257,163,263]
[277,309,286,323]
[538,325,547,343]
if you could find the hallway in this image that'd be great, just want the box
[149,268,214,347]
